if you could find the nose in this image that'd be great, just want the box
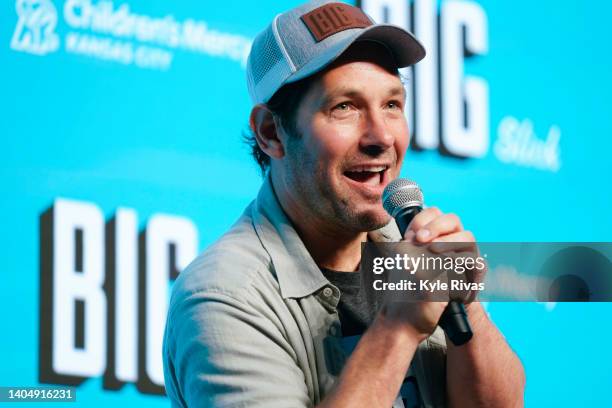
[359,109,395,155]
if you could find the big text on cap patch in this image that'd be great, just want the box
[301,2,372,42]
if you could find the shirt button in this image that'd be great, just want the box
[322,287,333,297]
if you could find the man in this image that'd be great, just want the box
[163,1,525,407]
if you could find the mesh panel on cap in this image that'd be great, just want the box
[250,26,285,86]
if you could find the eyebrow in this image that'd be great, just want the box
[321,85,406,106]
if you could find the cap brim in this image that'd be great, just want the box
[284,24,426,85]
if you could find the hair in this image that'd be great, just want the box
[244,75,317,175]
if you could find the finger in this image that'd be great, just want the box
[448,250,487,304]
[444,252,474,303]
[466,255,487,285]
[449,281,471,303]
[416,213,463,243]
[404,207,442,241]
[439,249,486,285]
[429,231,476,253]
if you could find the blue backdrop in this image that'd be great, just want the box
[2,0,611,406]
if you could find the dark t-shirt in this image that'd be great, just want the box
[320,268,424,407]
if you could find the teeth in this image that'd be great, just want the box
[348,165,387,173]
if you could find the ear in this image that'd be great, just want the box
[249,104,286,160]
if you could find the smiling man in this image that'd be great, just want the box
[162,1,525,407]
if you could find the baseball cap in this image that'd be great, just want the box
[246,0,426,105]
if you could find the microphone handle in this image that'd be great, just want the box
[395,206,473,346]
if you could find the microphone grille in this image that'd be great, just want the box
[382,178,424,216]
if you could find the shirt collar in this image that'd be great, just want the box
[251,175,401,299]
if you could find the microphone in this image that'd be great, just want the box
[382,178,473,346]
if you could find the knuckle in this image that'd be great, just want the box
[446,213,462,229]
[428,206,442,216]
[411,212,429,229]
[446,212,459,223]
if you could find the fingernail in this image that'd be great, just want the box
[404,230,415,241]
[417,229,431,241]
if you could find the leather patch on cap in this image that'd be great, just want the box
[301,3,372,42]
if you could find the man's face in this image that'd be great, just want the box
[276,44,410,234]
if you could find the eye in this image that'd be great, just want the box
[333,102,352,111]
[386,100,403,110]
[330,101,358,119]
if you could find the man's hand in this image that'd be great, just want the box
[403,207,473,244]
[381,207,481,341]
[408,207,486,304]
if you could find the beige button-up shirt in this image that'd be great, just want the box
[163,176,447,407]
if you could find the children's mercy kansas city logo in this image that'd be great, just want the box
[11,0,60,55]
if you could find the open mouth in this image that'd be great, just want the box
[343,165,389,188]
